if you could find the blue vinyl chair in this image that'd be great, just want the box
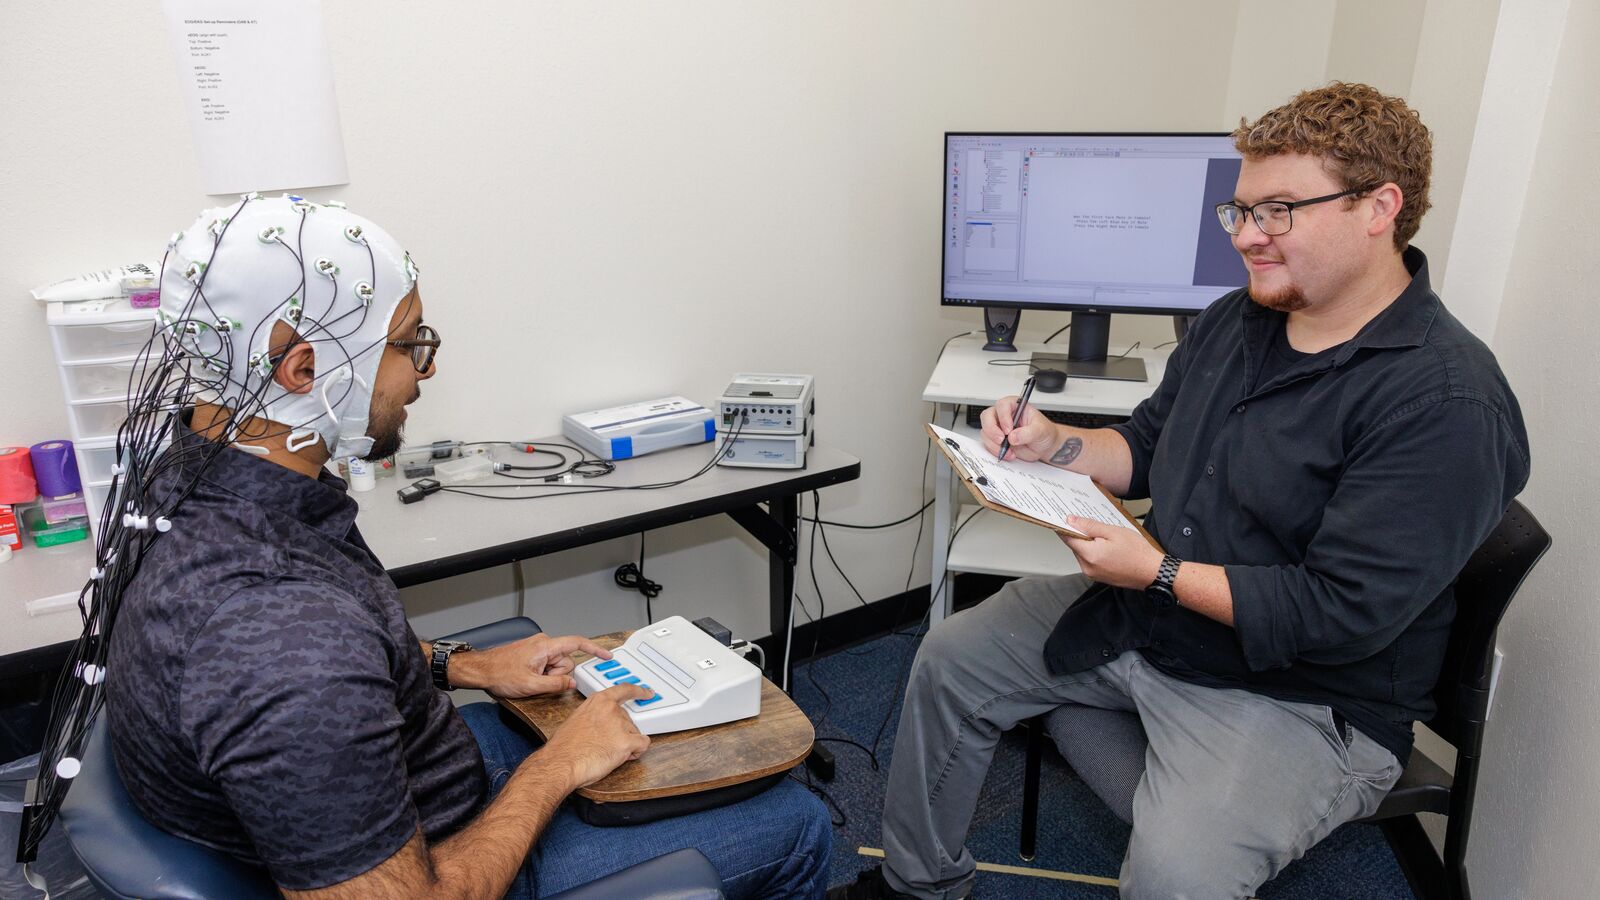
[59,616,724,900]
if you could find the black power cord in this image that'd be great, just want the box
[614,533,663,623]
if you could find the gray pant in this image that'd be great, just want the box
[881,575,1402,900]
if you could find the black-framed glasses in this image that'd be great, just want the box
[388,323,440,373]
[1215,185,1377,236]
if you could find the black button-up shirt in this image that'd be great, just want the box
[1043,248,1530,763]
[107,419,486,889]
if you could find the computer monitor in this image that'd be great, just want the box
[942,132,1247,380]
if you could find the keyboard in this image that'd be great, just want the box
[965,405,1129,430]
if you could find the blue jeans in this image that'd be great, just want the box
[457,703,832,899]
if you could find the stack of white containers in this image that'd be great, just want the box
[45,296,160,525]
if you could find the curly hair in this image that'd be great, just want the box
[1233,82,1432,251]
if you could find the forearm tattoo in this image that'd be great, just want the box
[1051,436,1084,465]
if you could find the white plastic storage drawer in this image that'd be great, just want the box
[75,442,119,484]
[69,400,129,442]
[60,359,140,402]
[52,322,157,363]
[84,479,115,525]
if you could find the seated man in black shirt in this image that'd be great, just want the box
[832,83,1529,900]
[106,195,831,899]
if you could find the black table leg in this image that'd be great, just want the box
[725,495,800,686]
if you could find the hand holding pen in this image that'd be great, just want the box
[996,375,1036,461]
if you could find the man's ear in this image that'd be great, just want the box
[273,339,317,394]
[1367,182,1404,239]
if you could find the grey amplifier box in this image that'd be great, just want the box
[717,374,814,435]
[716,431,812,469]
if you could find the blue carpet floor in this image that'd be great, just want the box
[788,629,1415,898]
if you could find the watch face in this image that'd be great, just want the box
[1145,585,1178,609]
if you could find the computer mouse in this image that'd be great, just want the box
[1034,368,1067,393]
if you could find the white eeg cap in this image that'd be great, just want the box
[158,194,418,459]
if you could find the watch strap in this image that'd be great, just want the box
[430,640,472,691]
[1154,554,1182,590]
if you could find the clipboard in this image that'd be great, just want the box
[926,423,1163,552]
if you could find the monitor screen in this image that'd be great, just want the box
[942,133,1247,316]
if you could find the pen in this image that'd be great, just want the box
[997,375,1036,461]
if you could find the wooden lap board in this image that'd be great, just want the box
[496,631,815,803]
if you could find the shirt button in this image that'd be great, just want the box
[1182,526,1193,537]
[1101,649,1113,658]
[1206,464,1215,476]
[1235,404,1246,413]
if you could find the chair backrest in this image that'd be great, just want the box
[58,719,282,900]
[1424,499,1551,753]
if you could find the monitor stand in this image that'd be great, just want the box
[1031,311,1147,382]
[982,307,1021,352]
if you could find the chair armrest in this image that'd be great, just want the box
[437,616,542,649]
[545,848,723,900]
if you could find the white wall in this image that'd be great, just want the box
[1461,0,1600,894]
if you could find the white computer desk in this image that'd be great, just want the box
[0,439,860,687]
[921,333,1167,623]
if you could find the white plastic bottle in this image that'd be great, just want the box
[347,456,376,492]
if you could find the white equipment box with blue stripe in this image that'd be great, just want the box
[573,616,762,735]
[561,396,716,461]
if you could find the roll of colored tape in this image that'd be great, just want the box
[29,440,82,497]
[0,446,38,504]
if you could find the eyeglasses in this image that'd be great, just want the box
[1215,185,1376,236]
[387,323,440,373]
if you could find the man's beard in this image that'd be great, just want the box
[1250,279,1310,312]
[362,402,407,461]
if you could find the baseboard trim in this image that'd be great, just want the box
[759,573,1014,666]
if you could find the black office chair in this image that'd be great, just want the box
[58,616,724,900]
[1017,499,1550,900]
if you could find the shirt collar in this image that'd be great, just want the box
[171,411,359,540]
[1241,246,1439,366]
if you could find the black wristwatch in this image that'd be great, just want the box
[1145,555,1182,609]
[430,640,473,691]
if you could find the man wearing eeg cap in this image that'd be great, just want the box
[104,194,832,899]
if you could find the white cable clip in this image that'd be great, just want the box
[258,225,286,244]
[56,757,81,780]
[326,199,347,209]
[240,191,261,201]
[208,217,230,237]
[314,257,340,278]
[80,664,104,686]
[89,566,105,580]
[354,281,374,305]
[343,224,365,243]
[154,516,173,533]
[182,260,206,284]
[122,512,149,530]
[168,230,185,249]
[286,429,321,453]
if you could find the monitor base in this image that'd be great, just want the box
[1030,351,1147,383]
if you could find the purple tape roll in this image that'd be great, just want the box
[29,440,81,497]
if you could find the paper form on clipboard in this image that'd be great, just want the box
[927,423,1161,549]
